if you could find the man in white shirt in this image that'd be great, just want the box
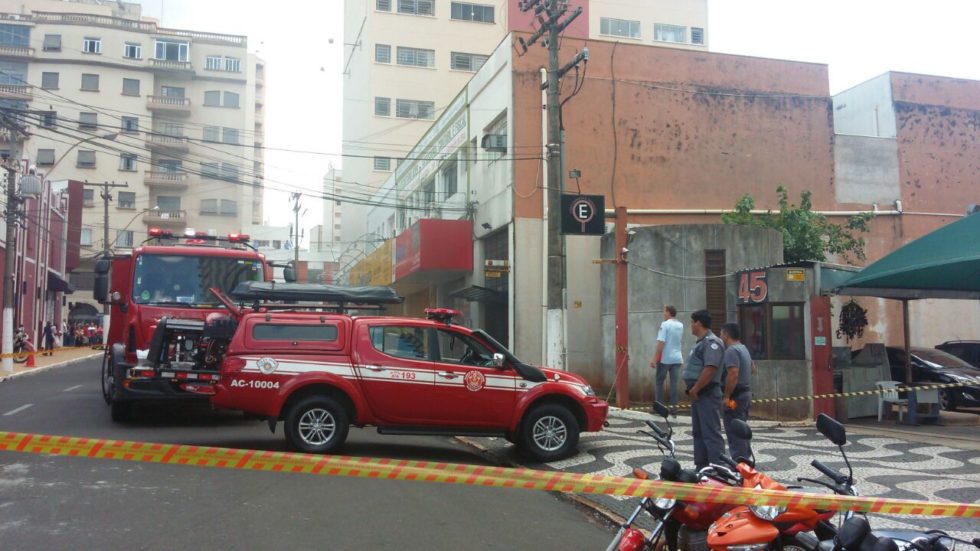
[650,305,684,412]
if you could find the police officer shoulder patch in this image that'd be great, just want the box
[710,343,719,350]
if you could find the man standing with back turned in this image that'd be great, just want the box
[684,309,726,469]
[650,305,684,413]
[720,322,753,461]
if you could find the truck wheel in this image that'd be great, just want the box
[517,404,579,462]
[284,396,350,454]
[110,400,133,422]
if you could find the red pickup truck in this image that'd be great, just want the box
[142,282,608,461]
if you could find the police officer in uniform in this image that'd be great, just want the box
[683,309,726,469]
[720,322,753,461]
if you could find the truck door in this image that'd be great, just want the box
[430,328,517,428]
[353,322,436,424]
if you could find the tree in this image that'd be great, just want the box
[721,186,874,263]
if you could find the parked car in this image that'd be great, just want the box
[935,340,980,368]
[885,347,980,411]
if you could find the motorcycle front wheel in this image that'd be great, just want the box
[12,344,31,363]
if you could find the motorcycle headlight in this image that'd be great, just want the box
[653,497,676,510]
[748,504,787,522]
[727,545,769,551]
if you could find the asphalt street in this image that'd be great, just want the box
[0,357,613,550]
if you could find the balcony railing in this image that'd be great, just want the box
[31,12,246,46]
[0,44,33,58]
[146,96,191,115]
[145,134,190,153]
[0,84,31,100]
[143,209,187,226]
[150,59,193,72]
[144,171,189,188]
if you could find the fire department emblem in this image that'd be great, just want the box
[464,371,486,392]
[257,357,279,375]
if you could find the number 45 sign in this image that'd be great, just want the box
[737,269,768,304]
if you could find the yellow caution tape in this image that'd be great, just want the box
[1,431,976,518]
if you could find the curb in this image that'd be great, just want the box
[0,352,102,383]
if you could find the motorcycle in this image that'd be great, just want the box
[13,328,33,363]
[607,402,743,551]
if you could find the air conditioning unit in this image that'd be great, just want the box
[481,134,507,152]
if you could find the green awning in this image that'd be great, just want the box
[837,213,980,300]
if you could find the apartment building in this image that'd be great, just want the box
[340,0,707,245]
[0,0,265,320]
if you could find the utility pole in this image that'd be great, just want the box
[84,180,128,331]
[518,0,584,369]
[1,112,27,375]
[291,192,302,265]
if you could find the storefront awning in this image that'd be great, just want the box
[47,270,75,294]
[450,285,506,304]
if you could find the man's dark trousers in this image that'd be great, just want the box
[723,390,752,461]
[691,384,725,469]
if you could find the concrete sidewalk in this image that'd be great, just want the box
[0,346,103,381]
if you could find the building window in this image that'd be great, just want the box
[396,46,435,68]
[36,149,55,166]
[200,198,237,216]
[398,0,434,16]
[124,43,142,59]
[484,114,506,161]
[224,57,240,72]
[395,98,435,119]
[374,96,391,116]
[79,112,97,129]
[118,191,136,208]
[222,127,239,145]
[738,303,805,361]
[600,17,641,39]
[41,71,59,89]
[119,153,137,172]
[116,230,134,248]
[43,34,61,51]
[691,27,705,45]
[80,73,99,91]
[376,0,391,10]
[121,116,139,133]
[705,250,726,332]
[200,198,218,214]
[654,23,687,43]
[450,52,488,71]
[201,162,220,179]
[161,85,185,98]
[82,189,94,206]
[80,227,92,246]
[122,78,140,96]
[373,157,391,171]
[203,90,220,106]
[205,55,222,70]
[40,111,57,128]
[375,43,391,63]
[157,159,182,173]
[220,163,239,182]
[157,121,183,137]
[154,40,189,61]
[223,91,240,108]
[156,196,181,211]
[77,150,96,168]
[451,2,494,23]
[83,37,101,54]
[203,126,220,142]
[441,160,457,198]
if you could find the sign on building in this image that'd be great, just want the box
[560,194,605,235]
[736,269,769,304]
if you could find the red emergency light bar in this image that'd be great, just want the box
[146,227,250,245]
[148,227,174,238]
[425,308,461,324]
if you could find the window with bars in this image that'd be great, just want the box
[83,37,101,54]
[79,112,97,129]
[77,150,96,168]
[450,2,494,23]
[398,0,433,16]
[124,42,141,59]
[395,99,435,119]
[122,78,140,96]
[121,116,138,133]
[119,153,137,172]
[373,157,391,171]
[375,96,391,116]
[41,72,59,89]
[81,73,99,91]
[224,57,241,72]
[36,149,55,166]
[375,43,391,63]
[450,52,488,71]
[205,55,222,70]
[396,46,435,68]
[691,27,705,45]
[376,0,391,10]
[600,17,641,39]
[118,191,136,208]
[654,23,687,43]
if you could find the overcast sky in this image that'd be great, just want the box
[135,0,980,233]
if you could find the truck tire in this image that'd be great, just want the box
[101,349,113,404]
[284,395,350,454]
[110,399,133,422]
[517,404,579,462]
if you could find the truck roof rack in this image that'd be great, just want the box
[230,281,403,306]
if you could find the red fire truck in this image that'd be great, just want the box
[94,228,279,421]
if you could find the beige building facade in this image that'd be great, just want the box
[0,0,265,319]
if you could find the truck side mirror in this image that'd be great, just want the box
[283,261,297,283]
[492,353,505,368]
[93,259,110,303]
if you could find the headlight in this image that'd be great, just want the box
[727,545,769,551]
[748,504,787,521]
[575,383,596,397]
[653,497,676,510]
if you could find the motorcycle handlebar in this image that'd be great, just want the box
[718,454,739,470]
[796,477,850,496]
[811,459,849,485]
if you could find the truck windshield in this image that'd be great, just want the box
[132,254,264,306]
